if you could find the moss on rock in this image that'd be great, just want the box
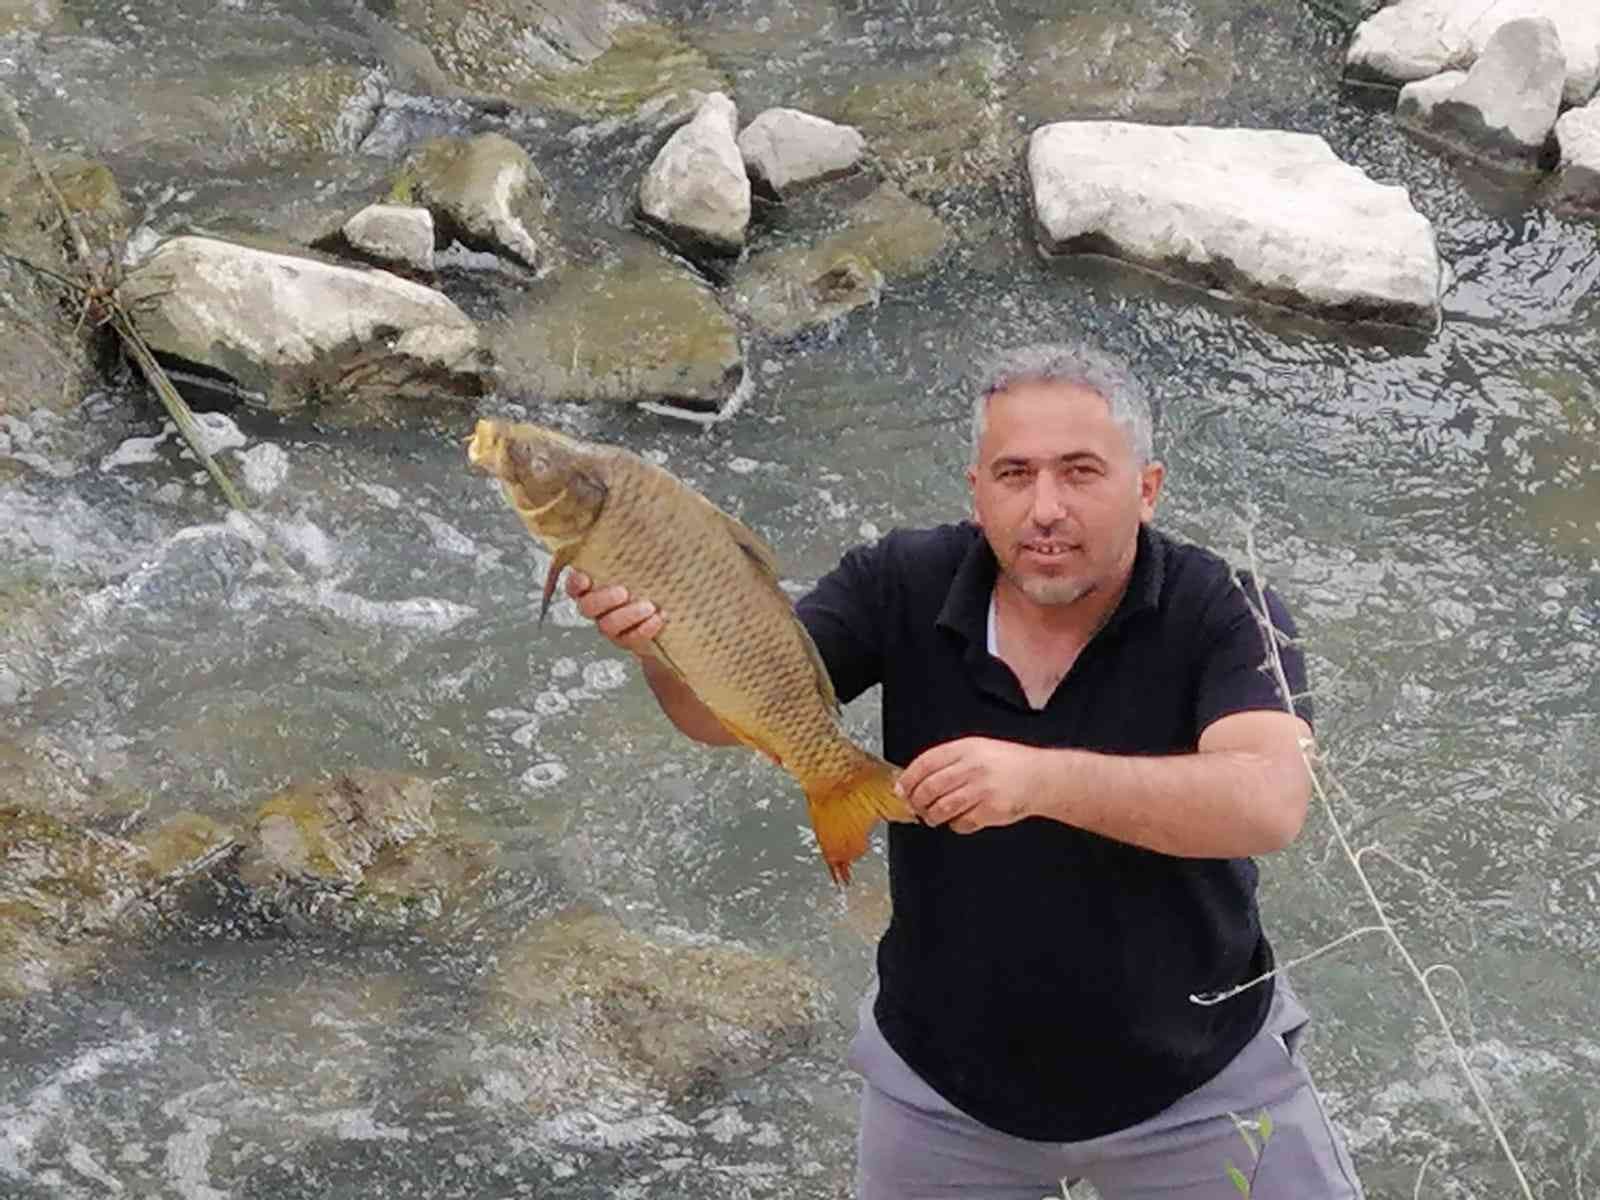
[491,237,743,411]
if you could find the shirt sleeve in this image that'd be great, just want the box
[1193,572,1314,734]
[794,540,887,706]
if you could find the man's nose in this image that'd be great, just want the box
[1030,474,1067,525]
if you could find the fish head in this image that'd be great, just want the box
[467,419,607,542]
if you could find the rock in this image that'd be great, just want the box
[733,184,949,338]
[1553,99,1600,209]
[235,771,493,931]
[117,235,484,410]
[341,204,436,272]
[737,108,865,197]
[1396,18,1566,169]
[1012,7,1237,126]
[392,3,725,119]
[491,238,743,413]
[0,0,60,35]
[0,149,128,418]
[0,804,234,998]
[638,91,750,257]
[1348,0,1600,108]
[237,771,436,893]
[1028,122,1445,329]
[817,47,1010,198]
[227,66,384,160]
[392,133,551,271]
[485,907,827,1107]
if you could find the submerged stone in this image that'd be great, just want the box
[227,65,384,159]
[0,804,232,998]
[485,907,828,1107]
[733,184,949,338]
[118,234,485,410]
[0,0,63,34]
[1012,7,1237,126]
[490,237,743,412]
[816,47,1011,198]
[1028,121,1445,329]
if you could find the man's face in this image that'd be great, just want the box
[967,378,1164,609]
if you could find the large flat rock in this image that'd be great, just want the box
[119,235,485,410]
[1028,122,1446,329]
[1348,0,1600,107]
[1553,97,1600,209]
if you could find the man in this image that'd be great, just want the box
[568,342,1364,1199]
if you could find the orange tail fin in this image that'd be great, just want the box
[804,752,915,886]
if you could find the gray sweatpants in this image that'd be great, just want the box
[849,982,1364,1200]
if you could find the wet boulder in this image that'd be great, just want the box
[392,133,551,272]
[1027,122,1446,329]
[117,235,485,410]
[235,770,493,931]
[1396,18,1566,170]
[1348,0,1600,108]
[638,91,750,258]
[732,183,949,338]
[341,203,436,273]
[484,907,828,1107]
[1552,96,1600,209]
[737,107,865,198]
[491,236,743,414]
[0,804,237,999]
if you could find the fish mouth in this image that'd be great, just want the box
[466,420,496,469]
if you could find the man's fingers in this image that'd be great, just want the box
[565,570,593,597]
[576,584,631,621]
[897,741,968,800]
[923,786,983,829]
[903,758,972,815]
[597,599,659,640]
[615,611,666,651]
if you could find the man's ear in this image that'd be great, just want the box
[1139,460,1166,523]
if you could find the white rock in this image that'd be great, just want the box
[1349,0,1600,107]
[119,235,483,409]
[1396,18,1566,166]
[737,107,866,195]
[342,203,436,272]
[1396,70,1470,123]
[639,92,751,255]
[237,442,290,497]
[1027,122,1445,329]
[1553,98,1600,208]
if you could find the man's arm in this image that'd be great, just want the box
[566,571,738,747]
[896,709,1312,858]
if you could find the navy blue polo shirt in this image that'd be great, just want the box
[796,521,1313,1142]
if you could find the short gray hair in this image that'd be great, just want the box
[970,342,1154,466]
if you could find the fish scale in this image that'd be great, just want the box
[467,419,914,883]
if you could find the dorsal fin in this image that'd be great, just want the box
[717,509,782,580]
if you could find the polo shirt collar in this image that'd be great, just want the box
[935,522,1166,651]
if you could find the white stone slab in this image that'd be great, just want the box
[1028,122,1446,329]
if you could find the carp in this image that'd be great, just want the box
[467,418,913,884]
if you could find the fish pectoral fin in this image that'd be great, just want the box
[804,754,913,886]
[540,544,578,623]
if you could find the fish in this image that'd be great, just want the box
[467,418,913,884]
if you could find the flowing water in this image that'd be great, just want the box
[2,1,1598,1197]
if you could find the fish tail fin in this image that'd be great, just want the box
[803,751,915,886]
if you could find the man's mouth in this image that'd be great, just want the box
[1019,541,1076,559]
